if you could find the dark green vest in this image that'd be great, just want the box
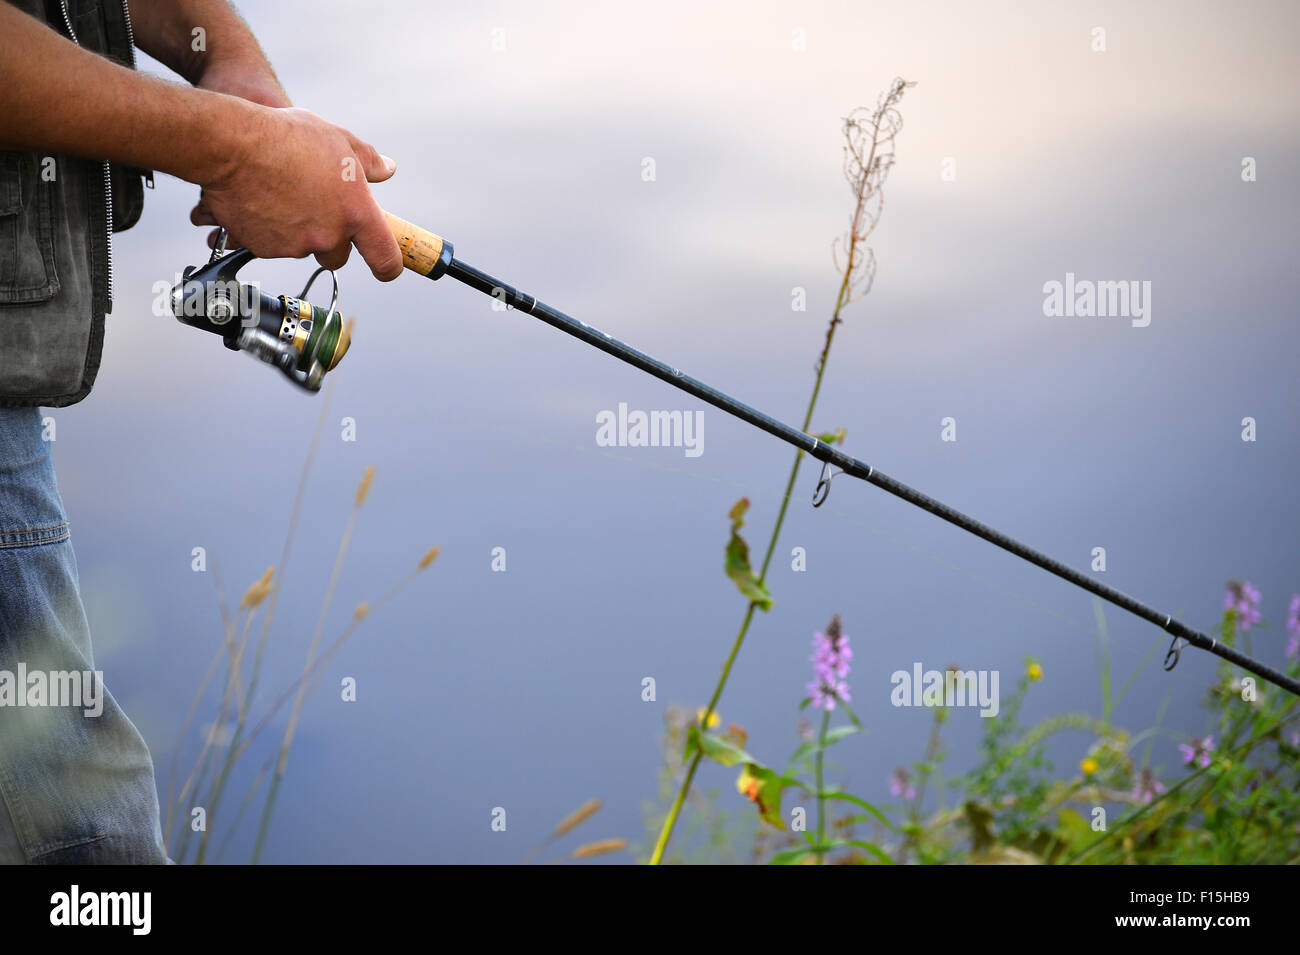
[0,0,148,407]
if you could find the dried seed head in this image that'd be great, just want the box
[353,602,369,621]
[570,838,627,859]
[418,546,440,570]
[355,465,376,506]
[239,567,275,610]
[552,798,601,838]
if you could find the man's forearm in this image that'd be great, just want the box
[128,0,289,106]
[0,3,403,279]
[0,4,256,184]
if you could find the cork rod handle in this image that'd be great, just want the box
[384,211,453,279]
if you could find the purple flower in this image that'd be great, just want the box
[1178,735,1215,769]
[1286,593,1300,659]
[811,632,853,679]
[1224,580,1262,632]
[806,676,850,711]
[1131,768,1166,804]
[889,767,916,800]
[807,615,851,711]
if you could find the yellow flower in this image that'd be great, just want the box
[1080,757,1099,776]
[1027,662,1043,682]
[696,707,721,729]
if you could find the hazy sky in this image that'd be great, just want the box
[46,0,1300,862]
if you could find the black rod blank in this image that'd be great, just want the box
[444,257,1300,698]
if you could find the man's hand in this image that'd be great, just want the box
[125,0,401,279]
[190,105,403,280]
[0,3,405,282]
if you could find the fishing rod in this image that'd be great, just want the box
[169,213,1300,698]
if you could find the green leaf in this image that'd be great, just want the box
[845,840,895,864]
[787,723,862,766]
[724,498,774,610]
[788,740,816,766]
[817,790,896,832]
[692,726,759,767]
[683,726,700,763]
[737,764,791,829]
[824,724,860,745]
[769,846,816,865]
[838,699,865,729]
[770,838,890,864]
[1055,808,1093,853]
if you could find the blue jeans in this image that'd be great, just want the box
[0,407,167,863]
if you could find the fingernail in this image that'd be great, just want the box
[381,154,397,173]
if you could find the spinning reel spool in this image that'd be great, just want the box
[170,228,351,391]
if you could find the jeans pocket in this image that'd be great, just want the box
[0,152,61,305]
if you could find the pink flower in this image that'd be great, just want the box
[889,767,916,800]
[1131,768,1166,804]
[1224,580,1262,632]
[807,615,851,711]
[811,631,853,680]
[1178,735,1215,769]
[806,676,850,711]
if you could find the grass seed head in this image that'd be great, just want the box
[552,798,601,837]
[240,567,275,610]
[570,838,627,859]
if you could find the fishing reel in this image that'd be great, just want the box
[170,229,351,392]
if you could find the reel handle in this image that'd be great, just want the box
[384,211,454,279]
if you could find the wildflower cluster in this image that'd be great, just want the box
[1223,580,1262,631]
[806,614,852,711]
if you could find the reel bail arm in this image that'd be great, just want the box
[169,230,350,392]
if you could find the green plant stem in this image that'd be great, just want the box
[644,81,913,864]
[815,709,830,863]
[649,292,849,866]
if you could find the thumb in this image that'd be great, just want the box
[351,136,397,183]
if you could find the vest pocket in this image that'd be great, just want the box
[0,153,61,305]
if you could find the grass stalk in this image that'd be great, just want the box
[648,79,912,864]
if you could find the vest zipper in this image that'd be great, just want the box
[57,0,116,313]
[119,1,153,189]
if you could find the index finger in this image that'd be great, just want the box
[351,200,404,281]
